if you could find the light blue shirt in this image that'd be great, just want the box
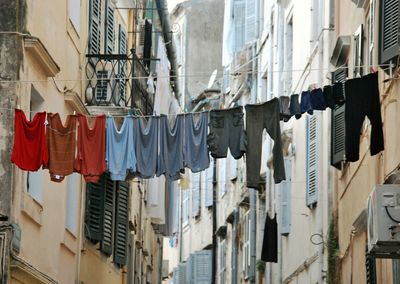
[106,116,136,180]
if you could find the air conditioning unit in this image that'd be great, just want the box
[367,184,400,258]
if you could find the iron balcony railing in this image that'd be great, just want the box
[85,51,153,115]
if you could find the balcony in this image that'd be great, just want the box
[85,52,153,115]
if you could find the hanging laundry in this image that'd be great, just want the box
[322,85,335,109]
[11,109,48,171]
[74,114,106,183]
[135,116,158,178]
[333,82,345,106]
[278,96,292,122]
[261,214,278,263]
[157,115,184,180]
[106,115,136,181]
[309,88,326,111]
[184,112,210,172]
[344,72,384,162]
[245,98,285,187]
[46,113,77,182]
[300,90,313,115]
[289,94,302,119]
[207,106,246,159]
[146,74,155,95]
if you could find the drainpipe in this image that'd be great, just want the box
[154,0,180,99]
[212,161,217,284]
[250,189,257,284]
[232,209,239,284]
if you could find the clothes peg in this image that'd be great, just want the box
[128,110,131,116]
[107,111,110,117]
[73,111,76,115]
[17,104,20,109]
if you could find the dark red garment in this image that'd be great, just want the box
[11,109,48,171]
[74,114,106,183]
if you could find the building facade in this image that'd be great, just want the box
[0,0,178,283]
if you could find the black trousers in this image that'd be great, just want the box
[344,72,384,162]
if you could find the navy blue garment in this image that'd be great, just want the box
[289,94,302,119]
[323,85,335,109]
[300,91,313,115]
[310,88,327,110]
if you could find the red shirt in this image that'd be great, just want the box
[11,109,48,171]
[74,114,106,183]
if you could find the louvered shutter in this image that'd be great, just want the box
[218,159,227,197]
[205,158,214,208]
[280,158,292,235]
[177,263,187,284]
[143,19,152,68]
[118,25,127,103]
[393,259,400,283]
[245,0,256,43]
[234,0,245,51]
[113,181,130,266]
[85,175,106,242]
[365,249,377,284]
[186,253,195,284]
[100,175,115,255]
[89,0,101,55]
[194,250,212,283]
[306,115,319,207]
[330,68,347,169]
[379,0,400,64]
[192,172,201,218]
[105,0,115,54]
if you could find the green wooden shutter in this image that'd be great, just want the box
[379,0,400,64]
[85,175,106,242]
[306,115,319,207]
[100,175,115,255]
[105,0,115,54]
[280,158,292,235]
[118,25,127,55]
[118,24,127,103]
[191,173,201,218]
[113,181,130,266]
[366,248,377,284]
[89,0,101,55]
[330,68,347,169]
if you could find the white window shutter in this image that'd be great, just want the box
[280,158,292,235]
[228,153,238,181]
[218,159,227,197]
[245,0,256,43]
[194,250,212,283]
[205,158,214,207]
[191,172,201,217]
[186,253,195,284]
[234,0,245,51]
[306,115,319,207]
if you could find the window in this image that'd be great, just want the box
[27,86,44,203]
[243,211,250,279]
[284,17,293,95]
[353,25,364,77]
[68,0,81,33]
[66,173,80,235]
[218,159,227,197]
[219,240,226,284]
[234,0,245,51]
[85,173,129,266]
[182,189,189,226]
[330,68,347,169]
[306,114,320,207]
[245,0,257,43]
[379,0,400,65]
[280,158,292,235]
[191,172,201,218]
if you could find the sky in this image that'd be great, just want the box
[167,0,185,11]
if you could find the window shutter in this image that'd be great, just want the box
[393,259,400,284]
[234,0,245,51]
[245,0,256,43]
[218,159,227,197]
[118,25,127,55]
[118,25,127,103]
[366,249,377,284]
[89,0,101,55]
[143,19,152,68]
[228,153,238,181]
[280,158,292,235]
[105,0,115,54]
[191,173,201,218]
[113,181,130,266]
[85,175,106,242]
[330,68,347,169]
[177,263,187,284]
[186,253,195,284]
[100,175,115,255]
[194,250,212,283]
[306,115,319,207]
[379,0,400,65]
[205,158,214,208]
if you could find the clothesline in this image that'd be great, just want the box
[0,63,393,84]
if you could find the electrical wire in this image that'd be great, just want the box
[385,206,400,223]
